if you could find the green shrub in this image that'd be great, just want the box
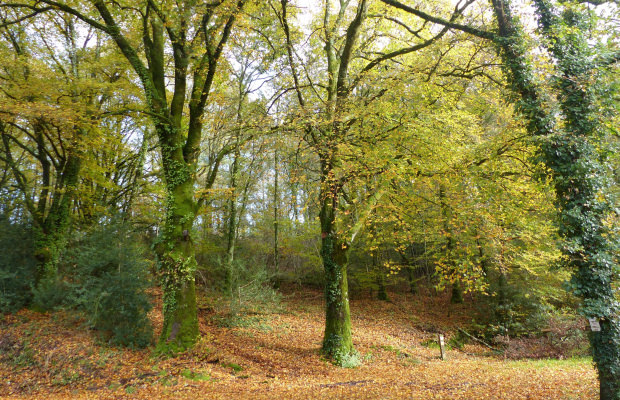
[60,222,154,347]
[0,217,37,313]
[31,279,71,311]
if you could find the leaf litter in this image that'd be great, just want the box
[0,288,597,399]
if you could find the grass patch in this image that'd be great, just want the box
[125,385,136,394]
[222,362,243,373]
[180,369,211,381]
[334,350,362,368]
[508,357,592,369]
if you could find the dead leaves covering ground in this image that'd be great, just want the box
[0,289,597,399]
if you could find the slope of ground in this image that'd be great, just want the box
[0,289,597,399]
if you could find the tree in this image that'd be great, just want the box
[0,0,250,351]
[379,0,620,396]
[0,9,129,288]
[274,0,477,363]
[529,1,620,397]
[488,0,620,396]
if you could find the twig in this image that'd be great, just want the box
[457,328,501,352]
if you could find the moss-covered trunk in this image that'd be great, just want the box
[155,180,199,353]
[154,124,199,353]
[321,231,353,360]
[33,224,67,285]
[319,178,354,362]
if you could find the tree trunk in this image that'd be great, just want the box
[33,224,67,286]
[154,127,199,353]
[377,272,388,301]
[406,265,418,295]
[491,1,620,397]
[225,149,240,293]
[273,147,279,272]
[439,186,463,304]
[319,177,354,362]
[450,283,464,304]
[321,229,354,361]
[495,268,509,333]
[33,144,81,287]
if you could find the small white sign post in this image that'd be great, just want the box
[438,333,446,360]
[588,318,601,332]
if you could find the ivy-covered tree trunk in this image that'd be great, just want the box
[33,212,71,286]
[35,148,81,283]
[533,2,620,398]
[491,1,620,397]
[320,187,354,362]
[154,131,199,353]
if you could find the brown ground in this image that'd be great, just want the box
[0,288,597,399]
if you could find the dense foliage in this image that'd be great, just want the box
[0,218,37,313]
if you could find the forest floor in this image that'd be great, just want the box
[0,287,597,399]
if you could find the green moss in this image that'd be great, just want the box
[154,176,200,354]
[222,362,243,373]
[155,282,199,355]
[180,369,211,381]
[320,223,354,365]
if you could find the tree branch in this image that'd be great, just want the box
[379,0,496,41]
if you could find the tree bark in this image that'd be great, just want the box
[225,145,240,294]
[154,160,199,352]
[320,196,354,361]
[319,155,354,361]
[273,147,279,272]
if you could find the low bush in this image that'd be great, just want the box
[67,223,153,347]
[46,222,154,348]
[0,217,37,313]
